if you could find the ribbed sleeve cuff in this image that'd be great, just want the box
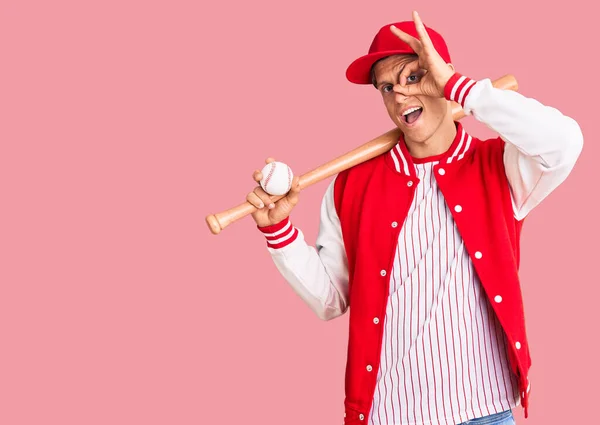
[257,216,299,249]
[444,73,477,108]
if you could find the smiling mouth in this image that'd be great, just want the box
[401,107,423,125]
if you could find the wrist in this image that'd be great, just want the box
[437,68,455,94]
[443,72,476,108]
[257,216,299,249]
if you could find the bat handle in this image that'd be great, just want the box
[205,214,223,235]
[206,194,286,235]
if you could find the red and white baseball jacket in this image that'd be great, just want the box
[258,73,583,424]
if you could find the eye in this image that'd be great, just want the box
[406,74,420,84]
[381,84,393,94]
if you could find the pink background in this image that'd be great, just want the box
[1,0,598,424]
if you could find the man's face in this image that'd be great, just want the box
[372,55,450,143]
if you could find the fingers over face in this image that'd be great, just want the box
[398,60,420,86]
[393,82,422,97]
[390,25,420,52]
[412,11,433,50]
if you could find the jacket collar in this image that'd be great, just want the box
[386,122,475,177]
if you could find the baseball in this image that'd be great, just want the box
[260,161,294,196]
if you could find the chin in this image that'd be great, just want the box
[400,126,431,144]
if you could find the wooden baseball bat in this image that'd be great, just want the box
[206,74,518,235]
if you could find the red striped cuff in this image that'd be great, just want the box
[257,216,299,249]
[444,73,477,108]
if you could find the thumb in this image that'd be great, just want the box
[393,82,424,97]
[286,175,301,205]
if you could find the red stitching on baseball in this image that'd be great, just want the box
[264,162,276,189]
[287,165,292,192]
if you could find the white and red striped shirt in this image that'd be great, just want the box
[369,159,519,425]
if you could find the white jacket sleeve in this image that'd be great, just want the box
[447,74,584,220]
[257,177,349,321]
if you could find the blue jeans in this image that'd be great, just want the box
[457,410,515,425]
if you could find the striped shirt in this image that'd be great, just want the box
[369,160,520,425]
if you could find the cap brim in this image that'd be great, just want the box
[345,49,415,85]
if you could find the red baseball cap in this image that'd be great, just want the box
[345,21,452,85]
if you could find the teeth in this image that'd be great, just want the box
[402,107,422,116]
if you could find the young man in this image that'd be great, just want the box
[246,11,583,425]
